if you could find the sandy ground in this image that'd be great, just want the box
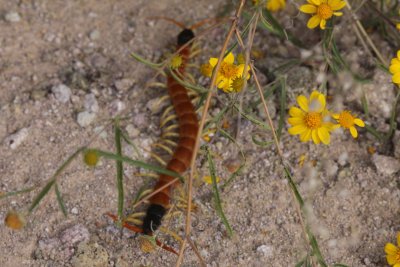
[1,0,400,266]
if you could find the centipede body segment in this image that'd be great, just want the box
[142,28,198,235]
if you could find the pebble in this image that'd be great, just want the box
[5,11,21,23]
[71,207,79,215]
[71,242,109,267]
[77,111,96,127]
[89,29,100,40]
[338,151,349,166]
[114,78,134,91]
[109,100,125,116]
[52,84,71,103]
[4,127,29,149]
[125,124,139,137]
[372,154,400,175]
[83,93,99,113]
[256,244,273,257]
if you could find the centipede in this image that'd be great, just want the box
[106,20,202,254]
[142,27,198,236]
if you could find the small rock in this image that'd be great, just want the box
[30,89,47,101]
[71,242,109,267]
[89,29,100,40]
[52,84,71,103]
[256,244,273,257]
[71,207,79,215]
[114,78,134,91]
[125,124,139,137]
[109,100,125,116]
[338,152,348,166]
[372,154,400,175]
[4,128,29,149]
[60,224,90,245]
[77,111,96,127]
[83,93,99,113]
[5,12,21,22]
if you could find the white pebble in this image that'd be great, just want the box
[338,152,348,166]
[89,29,100,40]
[71,207,79,215]
[372,154,400,175]
[256,244,273,257]
[109,100,125,116]
[52,84,71,103]
[5,12,21,23]
[4,127,29,149]
[125,124,139,138]
[114,79,134,91]
[77,111,96,127]
[83,93,99,113]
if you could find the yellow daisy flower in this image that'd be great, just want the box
[170,55,182,69]
[208,52,250,93]
[299,0,346,30]
[200,63,213,77]
[385,232,400,266]
[266,0,286,12]
[389,50,400,85]
[203,175,221,184]
[288,91,336,144]
[397,23,400,31]
[332,111,365,138]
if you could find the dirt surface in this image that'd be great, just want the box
[1,1,400,266]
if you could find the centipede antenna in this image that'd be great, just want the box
[189,17,222,30]
[146,16,186,29]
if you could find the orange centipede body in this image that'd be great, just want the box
[142,29,199,235]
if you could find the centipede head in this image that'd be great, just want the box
[177,29,195,46]
[142,204,167,235]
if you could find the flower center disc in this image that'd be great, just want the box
[338,111,354,128]
[220,62,238,79]
[304,112,322,129]
[317,3,333,20]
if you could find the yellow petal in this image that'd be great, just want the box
[333,12,343,16]
[289,106,305,117]
[393,263,400,267]
[349,126,358,138]
[393,72,400,84]
[300,4,317,14]
[318,127,330,144]
[300,129,312,142]
[288,117,304,125]
[224,52,235,64]
[385,243,398,254]
[209,58,218,67]
[320,19,326,30]
[237,64,250,79]
[389,62,400,74]
[288,124,308,135]
[329,0,346,10]
[203,175,220,184]
[387,254,398,265]
[354,118,365,127]
[309,0,321,5]
[307,15,321,29]
[397,50,400,60]
[397,232,400,247]
[297,95,309,112]
[332,113,339,119]
[311,129,321,144]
